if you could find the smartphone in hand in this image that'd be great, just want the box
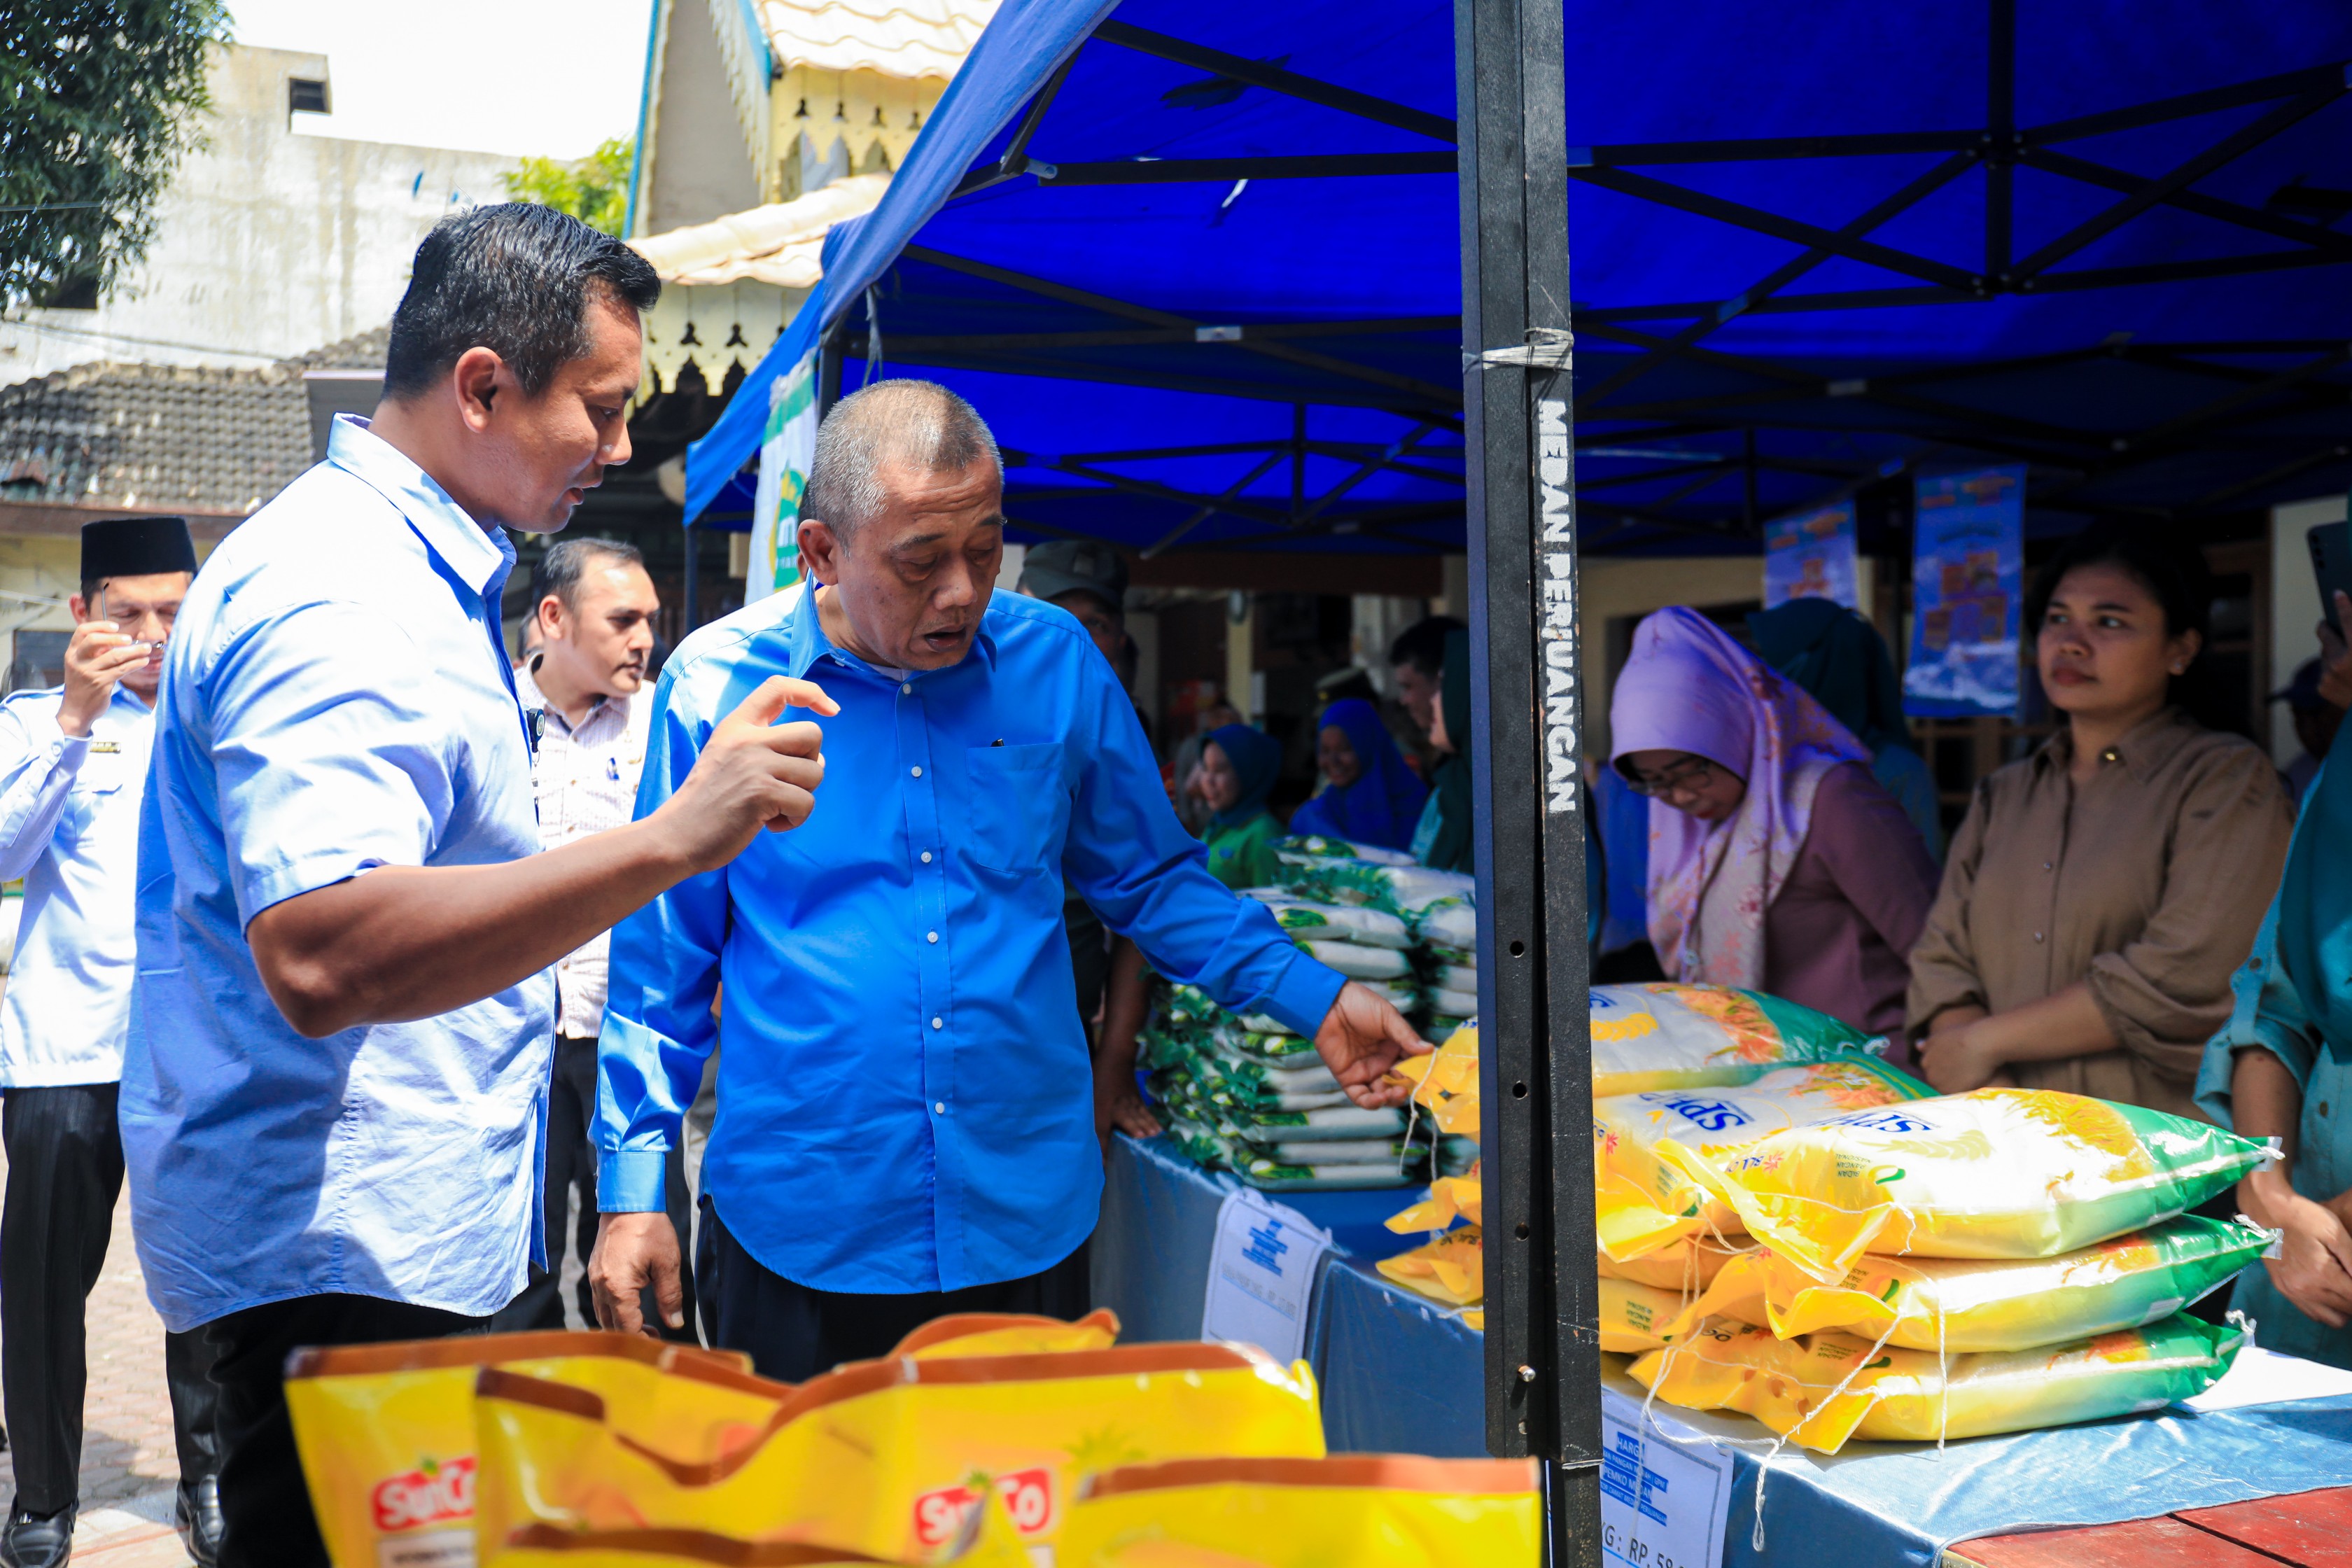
[2309,521,2352,638]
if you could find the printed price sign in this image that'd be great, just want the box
[1200,1187,1331,1364]
[1600,1389,1732,1568]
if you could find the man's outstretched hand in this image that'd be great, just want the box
[1314,981,1431,1109]
[650,676,839,875]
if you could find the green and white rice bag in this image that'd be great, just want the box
[1429,986,1480,1018]
[1275,835,1416,867]
[1241,1161,1413,1192]
[1240,1105,1409,1142]
[1305,940,1413,981]
[1415,898,1477,952]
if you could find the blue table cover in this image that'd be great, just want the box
[1091,1133,2352,1562]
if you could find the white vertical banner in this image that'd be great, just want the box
[1200,1187,1331,1365]
[746,352,820,605]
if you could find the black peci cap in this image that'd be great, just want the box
[80,516,197,584]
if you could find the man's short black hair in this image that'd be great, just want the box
[382,203,660,402]
[530,537,646,616]
[1390,614,1465,678]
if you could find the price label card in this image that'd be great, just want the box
[1600,1390,1733,1568]
[1200,1187,1330,1364]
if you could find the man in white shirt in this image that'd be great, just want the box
[496,536,696,1336]
[0,518,218,1568]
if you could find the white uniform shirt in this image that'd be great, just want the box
[0,684,152,1086]
[514,659,650,1037]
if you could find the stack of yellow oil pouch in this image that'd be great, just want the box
[468,1343,1326,1566]
[1659,1216,2274,1352]
[1660,1086,2274,1280]
[1630,1313,2243,1454]
[1594,1059,1933,1262]
[1595,1234,1745,1293]
[1056,1455,1541,1567]
[285,1331,787,1568]
[1597,1278,1695,1354]
[1588,983,1886,1099]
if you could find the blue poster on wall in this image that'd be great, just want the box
[1904,466,2026,718]
[1763,500,1859,609]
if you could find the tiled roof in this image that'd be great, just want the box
[629,173,890,287]
[281,324,390,372]
[758,0,1000,78]
[0,360,312,518]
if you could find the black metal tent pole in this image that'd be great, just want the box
[1455,0,1597,1564]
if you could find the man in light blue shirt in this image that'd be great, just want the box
[123,204,836,1568]
[590,380,1427,1379]
[0,517,222,1568]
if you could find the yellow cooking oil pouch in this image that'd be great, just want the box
[1597,1278,1693,1354]
[1594,1060,1930,1262]
[1595,1236,1746,1294]
[1385,1166,1481,1234]
[1390,1022,1479,1135]
[471,1343,1325,1566]
[1630,1312,2241,1454]
[1664,1087,2274,1280]
[1058,1455,1541,1567]
[1589,984,1885,1099]
[286,1332,781,1568]
[489,1488,1036,1567]
[1669,1215,2274,1352]
[1375,1230,1483,1310]
[888,1310,1121,1359]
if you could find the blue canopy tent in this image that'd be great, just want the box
[671,1,2352,1542]
[683,3,2352,558]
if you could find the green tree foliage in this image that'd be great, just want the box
[506,137,636,237]
[0,0,230,309]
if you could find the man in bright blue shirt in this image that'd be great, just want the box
[123,205,836,1568]
[590,380,1427,1376]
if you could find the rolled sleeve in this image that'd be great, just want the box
[1060,657,1345,1035]
[205,603,454,926]
[594,666,726,1212]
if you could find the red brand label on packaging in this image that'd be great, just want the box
[910,1466,1055,1546]
[370,1457,476,1533]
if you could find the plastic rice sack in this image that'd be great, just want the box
[1303,939,1413,981]
[1434,964,1479,993]
[1242,1160,1413,1191]
[1437,1135,1478,1177]
[1670,1087,2276,1280]
[1630,1313,2241,1455]
[1261,1137,1420,1167]
[1273,834,1417,867]
[1058,1455,1541,1568]
[1250,894,1415,949]
[1392,1021,1478,1136]
[1429,986,1480,1018]
[891,1310,1122,1360]
[1590,983,1884,1099]
[1599,1278,1691,1354]
[1595,1060,1932,1263]
[1595,1236,1746,1293]
[1387,1168,1482,1233]
[1415,897,1477,953]
[284,1334,774,1568]
[1235,1105,1407,1142]
[1376,1231,1483,1310]
[470,1343,1326,1565]
[1666,1217,2274,1353]
[1280,855,1475,916]
[1354,978,1422,1011]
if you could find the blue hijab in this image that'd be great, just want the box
[1290,698,1429,850]
[1205,723,1284,830]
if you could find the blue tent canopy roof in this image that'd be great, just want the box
[683,1,2352,552]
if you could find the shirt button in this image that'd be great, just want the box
[902,682,913,695]
[2042,862,2052,872]
[2033,932,2045,943]
[934,1101,946,1114]
[920,850,933,863]
[931,1016,943,1030]
[927,930,939,944]
[911,765,923,778]
[2100,747,2121,764]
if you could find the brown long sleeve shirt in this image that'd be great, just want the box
[1904,707,2294,1118]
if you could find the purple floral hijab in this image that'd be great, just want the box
[1608,606,1870,987]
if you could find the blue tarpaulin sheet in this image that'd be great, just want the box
[685,0,2352,548]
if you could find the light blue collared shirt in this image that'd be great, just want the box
[0,684,153,1086]
[597,587,1345,1294]
[122,414,555,1332]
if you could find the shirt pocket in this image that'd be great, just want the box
[963,742,1070,874]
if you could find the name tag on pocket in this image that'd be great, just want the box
[90,741,121,755]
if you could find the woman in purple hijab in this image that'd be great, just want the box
[1290,698,1429,851]
[1607,606,1939,1037]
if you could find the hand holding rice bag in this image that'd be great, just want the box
[1058,1455,1540,1568]
[1591,983,1885,1098]
[1667,1087,2275,1280]
[1665,1216,2274,1352]
[1594,1059,1932,1263]
[1630,1313,2241,1454]
[1391,1021,1478,1135]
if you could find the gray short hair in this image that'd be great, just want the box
[801,379,1001,540]
[531,536,645,612]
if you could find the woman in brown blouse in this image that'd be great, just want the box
[1907,524,2295,1116]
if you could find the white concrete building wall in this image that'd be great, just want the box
[0,45,517,386]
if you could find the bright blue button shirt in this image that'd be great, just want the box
[121,415,554,1333]
[598,585,1345,1294]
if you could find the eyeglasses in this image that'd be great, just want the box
[1626,755,1716,799]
